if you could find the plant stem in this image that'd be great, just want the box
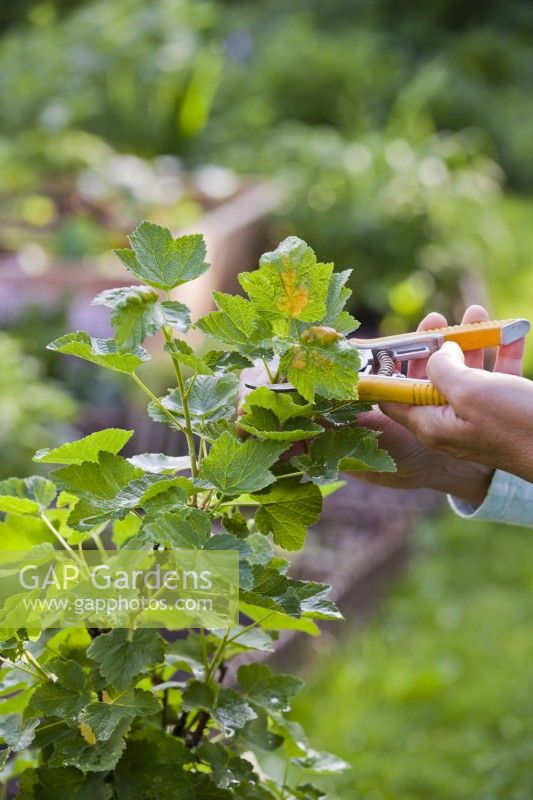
[39,513,86,572]
[39,513,75,555]
[261,358,275,383]
[0,655,40,681]
[162,328,198,479]
[131,373,186,434]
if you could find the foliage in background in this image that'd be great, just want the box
[0,225,396,797]
[0,333,75,479]
[1,0,532,337]
[292,510,533,799]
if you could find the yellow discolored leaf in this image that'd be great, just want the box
[79,722,96,745]
[278,269,310,317]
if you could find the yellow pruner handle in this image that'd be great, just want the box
[358,376,446,405]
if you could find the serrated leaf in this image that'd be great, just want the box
[242,567,341,621]
[238,601,320,635]
[0,477,56,515]
[239,706,284,753]
[319,269,359,335]
[92,286,190,349]
[292,427,395,483]
[197,741,257,790]
[239,237,333,329]
[164,339,213,375]
[251,480,322,551]
[240,407,323,442]
[51,453,143,529]
[28,767,113,800]
[34,429,133,465]
[280,328,361,402]
[115,222,209,290]
[47,332,148,374]
[0,714,39,752]
[29,660,91,723]
[314,399,372,426]
[292,748,349,774]
[126,453,191,473]
[237,663,303,713]
[242,387,313,424]
[49,717,130,772]
[196,292,271,352]
[149,375,239,431]
[199,433,286,495]
[114,732,198,800]
[79,689,159,742]
[0,515,58,550]
[138,507,211,548]
[204,350,253,373]
[182,680,256,736]
[87,629,165,691]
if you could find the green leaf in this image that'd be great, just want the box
[251,480,322,551]
[27,767,113,800]
[0,477,56,515]
[291,748,349,774]
[196,292,270,351]
[0,515,58,549]
[238,601,320,636]
[242,387,313,424]
[242,568,341,621]
[149,375,239,430]
[237,663,303,712]
[0,714,39,752]
[280,327,361,402]
[79,688,159,742]
[292,427,396,483]
[34,429,133,465]
[126,453,191,473]
[182,680,256,736]
[92,286,190,349]
[47,332,148,374]
[314,399,372,426]
[318,269,359,335]
[115,222,209,290]
[114,732,197,800]
[49,717,130,772]
[197,741,257,790]
[51,453,143,529]
[199,433,286,495]
[238,707,284,753]
[29,660,91,723]
[239,237,333,329]
[164,339,213,375]
[139,507,211,548]
[240,407,323,442]
[87,629,166,691]
[203,350,253,373]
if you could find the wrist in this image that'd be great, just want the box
[426,456,494,507]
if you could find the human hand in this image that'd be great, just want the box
[380,305,533,485]
[351,306,504,505]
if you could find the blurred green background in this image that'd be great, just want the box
[1,2,532,796]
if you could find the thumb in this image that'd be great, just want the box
[426,341,468,402]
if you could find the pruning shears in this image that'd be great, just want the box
[245,319,531,405]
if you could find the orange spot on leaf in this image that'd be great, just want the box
[278,270,309,317]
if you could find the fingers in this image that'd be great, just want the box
[407,312,448,379]
[426,341,468,402]
[460,304,489,369]
[494,337,525,376]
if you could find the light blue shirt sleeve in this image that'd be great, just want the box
[448,470,533,528]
